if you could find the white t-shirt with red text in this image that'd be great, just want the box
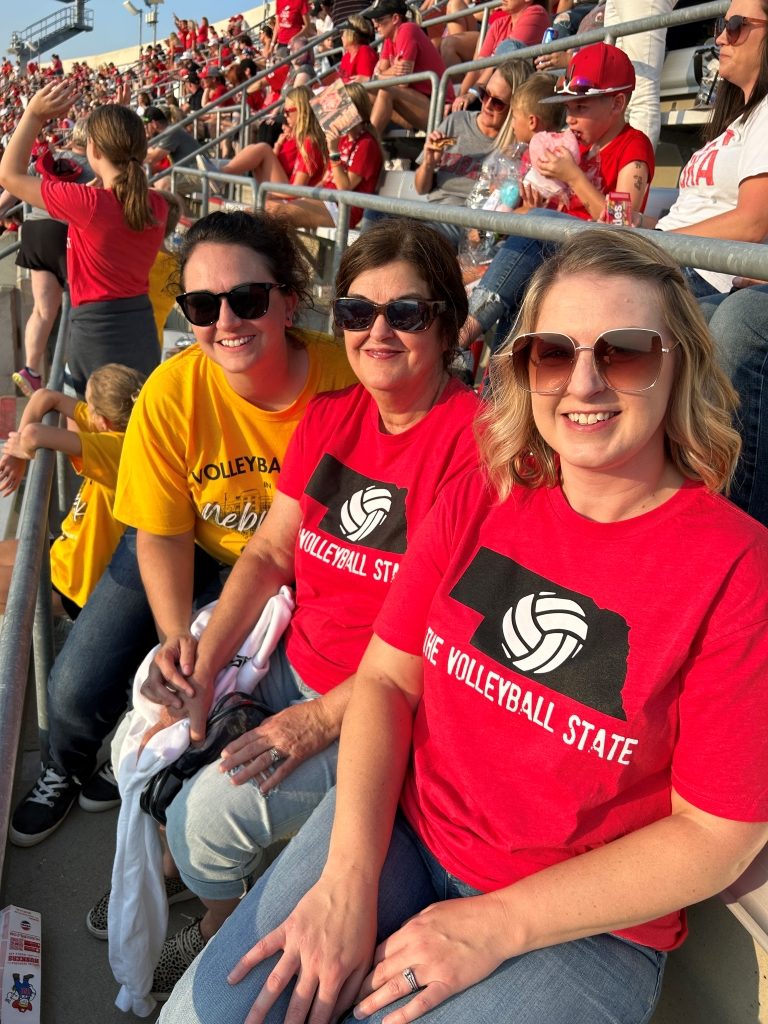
[657,96,768,290]
[279,379,479,694]
[375,477,768,951]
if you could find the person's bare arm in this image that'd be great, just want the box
[0,80,77,207]
[140,490,302,739]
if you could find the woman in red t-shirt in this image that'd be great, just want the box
[338,15,378,83]
[265,82,383,229]
[0,81,167,397]
[218,85,327,190]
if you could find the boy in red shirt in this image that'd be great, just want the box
[461,42,655,351]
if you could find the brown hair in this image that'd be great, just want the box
[87,363,146,430]
[705,0,768,142]
[86,105,157,231]
[478,228,741,497]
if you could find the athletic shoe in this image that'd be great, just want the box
[9,764,80,847]
[78,761,121,812]
[86,876,196,940]
[12,367,42,397]
[196,154,226,196]
[150,918,207,1001]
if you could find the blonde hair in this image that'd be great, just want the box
[508,71,564,136]
[492,57,535,151]
[86,106,157,231]
[87,363,146,431]
[477,228,741,498]
[345,81,384,160]
[285,86,328,173]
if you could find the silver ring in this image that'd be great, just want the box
[268,747,281,765]
[402,967,419,993]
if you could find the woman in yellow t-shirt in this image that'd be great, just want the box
[8,210,355,850]
[0,363,145,617]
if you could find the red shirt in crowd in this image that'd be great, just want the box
[277,0,309,45]
[479,4,550,56]
[339,45,378,82]
[40,181,167,306]
[381,22,454,101]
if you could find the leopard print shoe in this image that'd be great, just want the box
[151,918,207,1001]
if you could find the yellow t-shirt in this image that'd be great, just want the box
[114,329,355,565]
[49,403,126,609]
[148,249,178,346]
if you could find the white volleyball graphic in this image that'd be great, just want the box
[339,485,393,543]
[501,591,588,674]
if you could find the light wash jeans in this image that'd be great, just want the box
[699,286,768,527]
[165,642,339,901]
[160,789,666,1024]
[604,0,678,150]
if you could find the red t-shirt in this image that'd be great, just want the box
[278,135,326,184]
[381,22,454,101]
[197,25,209,45]
[567,123,655,220]
[277,0,308,44]
[324,129,383,227]
[339,45,378,82]
[41,181,167,307]
[479,5,550,56]
[375,478,768,951]
[178,29,194,50]
[279,380,480,693]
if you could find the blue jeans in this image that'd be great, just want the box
[160,790,666,1024]
[698,286,768,526]
[681,266,720,300]
[468,209,565,353]
[165,643,339,901]
[47,529,226,780]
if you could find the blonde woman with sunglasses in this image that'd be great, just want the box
[160,228,768,1024]
[216,86,328,191]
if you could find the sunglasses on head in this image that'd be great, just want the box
[333,297,447,332]
[509,329,677,394]
[715,13,768,44]
[477,86,509,113]
[176,282,285,326]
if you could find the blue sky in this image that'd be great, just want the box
[6,0,266,62]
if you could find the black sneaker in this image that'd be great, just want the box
[78,761,121,812]
[9,764,80,847]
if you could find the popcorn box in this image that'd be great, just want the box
[0,906,41,1023]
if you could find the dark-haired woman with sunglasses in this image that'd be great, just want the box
[10,211,352,852]
[161,228,768,1024]
[138,219,479,999]
[639,1,768,295]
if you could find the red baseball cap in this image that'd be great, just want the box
[542,43,636,103]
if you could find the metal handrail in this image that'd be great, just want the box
[253,180,768,283]
[0,293,69,885]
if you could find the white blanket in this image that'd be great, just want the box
[108,587,295,1016]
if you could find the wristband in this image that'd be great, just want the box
[467,87,481,99]
[329,153,341,162]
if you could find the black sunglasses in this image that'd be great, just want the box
[333,297,447,332]
[176,282,285,326]
[715,14,768,44]
[510,329,677,394]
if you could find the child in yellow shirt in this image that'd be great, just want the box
[0,363,146,617]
